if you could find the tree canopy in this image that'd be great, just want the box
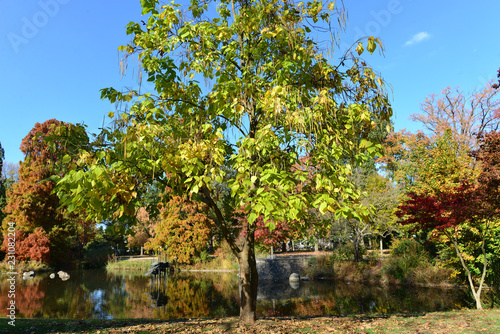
[395,130,500,310]
[412,83,500,150]
[2,119,94,266]
[53,0,392,323]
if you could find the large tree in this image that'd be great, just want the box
[145,195,213,263]
[126,207,156,255]
[1,119,94,266]
[396,131,500,310]
[396,183,496,310]
[53,0,392,323]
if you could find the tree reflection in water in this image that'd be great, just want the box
[256,280,474,317]
[0,269,494,319]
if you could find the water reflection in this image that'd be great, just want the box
[257,280,472,316]
[0,269,494,320]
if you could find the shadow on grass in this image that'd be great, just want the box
[5,310,500,334]
[3,318,168,334]
[4,313,430,334]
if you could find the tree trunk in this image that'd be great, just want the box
[353,240,359,261]
[200,186,258,323]
[379,237,383,256]
[449,232,486,310]
[238,224,258,323]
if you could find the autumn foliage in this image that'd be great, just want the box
[15,228,51,263]
[412,83,500,149]
[127,207,156,250]
[3,120,65,231]
[234,207,293,250]
[396,183,474,233]
[395,131,500,309]
[473,131,500,210]
[145,195,213,264]
[1,119,94,266]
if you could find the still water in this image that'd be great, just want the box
[0,269,491,319]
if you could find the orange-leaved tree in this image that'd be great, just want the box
[145,195,213,264]
[1,119,94,266]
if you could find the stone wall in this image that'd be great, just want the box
[256,256,311,282]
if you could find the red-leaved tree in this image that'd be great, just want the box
[396,128,500,313]
[1,119,93,266]
[396,182,490,309]
[16,228,51,263]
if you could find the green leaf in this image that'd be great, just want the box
[367,37,377,54]
[319,201,328,214]
[247,212,258,224]
[62,155,71,164]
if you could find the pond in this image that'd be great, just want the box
[0,269,496,320]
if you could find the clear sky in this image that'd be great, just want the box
[1,0,499,164]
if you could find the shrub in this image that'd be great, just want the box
[0,260,51,273]
[383,238,430,282]
[332,243,355,261]
[406,263,453,285]
[333,261,365,282]
[305,255,335,277]
[194,250,210,264]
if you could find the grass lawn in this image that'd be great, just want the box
[3,309,499,333]
[106,258,154,272]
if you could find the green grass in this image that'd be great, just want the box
[105,256,238,273]
[105,258,154,272]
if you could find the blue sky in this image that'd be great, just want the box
[1,0,499,164]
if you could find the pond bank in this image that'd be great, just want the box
[6,309,500,333]
[106,255,455,287]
